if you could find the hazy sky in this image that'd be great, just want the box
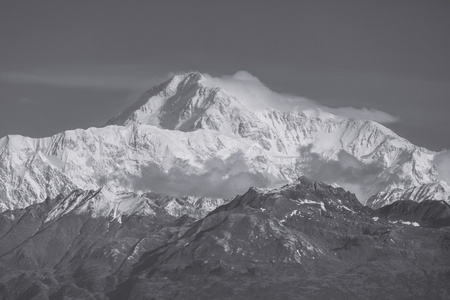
[1,0,449,151]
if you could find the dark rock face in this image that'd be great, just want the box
[376,199,450,227]
[0,191,195,299]
[1,177,450,299]
[110,177,450,299]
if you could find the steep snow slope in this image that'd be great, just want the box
[39,188,227,223]
[0,72,443,210]
[107,72,441,202]
[0,125,265,211]
[367,181,450,209]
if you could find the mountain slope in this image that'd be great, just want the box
[368,181,450,209]
[1,178,449,299]
[376,199,450,227]
[0,72,443,211]
[0,187,225,299]
[110,177,450,299]
[106,72,443,203]
[0,125,262,211]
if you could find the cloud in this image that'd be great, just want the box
[202,71,399,124]
[229,70,263,83]
[131,151,279,198]
[433,150,450,185]
[297,144,387,201]
[0,64,165,91]
[2,67,399,124]
[201,71,317,112]
[325,107,399,124]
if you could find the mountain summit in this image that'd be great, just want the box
[1,72,449,299]
[107,72,273,143]
[103,71,446,205]
[0,72,447,211]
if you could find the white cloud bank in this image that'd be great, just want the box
[130,151,281,198]
[297,144,391,201]
[201,71,399,124]
[434,150,450,185]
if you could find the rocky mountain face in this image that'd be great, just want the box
[376,199,450,228]
[0,72,447,212]
[0,188,222,299]
[0,178,448,299]
[1,72,449,299]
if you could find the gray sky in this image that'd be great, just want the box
[1,0,449,151]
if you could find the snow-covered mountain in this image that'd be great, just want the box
[0,72,446,211]
[367,181,450,209]
[0,124,258,211]
[16,188,226,225]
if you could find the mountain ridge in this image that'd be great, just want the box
[0,71,447,212]
[109,176,450,299]
[0,176,449,299]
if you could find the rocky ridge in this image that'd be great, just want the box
[0,72,447,212]
[1,177,446,299]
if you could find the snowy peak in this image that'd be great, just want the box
[107,72,284,150]
[106,71,254,134]
[106,72,204,127]
[41,188,228,223]
[105,72,417,156]
[367,181,450,209]
[0,71,444,212]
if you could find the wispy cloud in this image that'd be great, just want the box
[434,150,450,185]
[0,63,165,91]
[297,144,392,201]
[324,107,399,124]
[130,151,281,198]
[2,67,400,124]
[202,71,399,124]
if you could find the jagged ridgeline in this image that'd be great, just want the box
[0,72,448,213]
[0,72,449,299]
[0,178,449,299]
